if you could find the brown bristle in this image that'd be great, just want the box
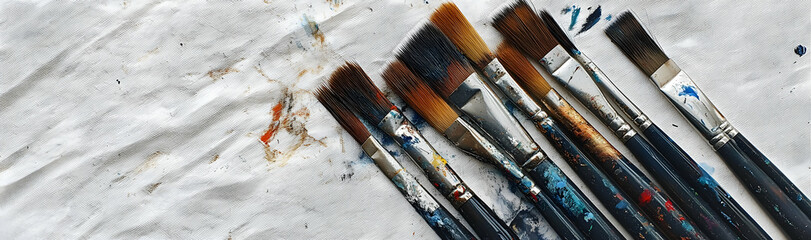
[395,23,475,98]
[492,1,560,60]
[382,61,458,132]
[430,3,494,68]
[328,62,395,123]
[605,12,669,75]
[315,86,371,143]
[496,43,552,97]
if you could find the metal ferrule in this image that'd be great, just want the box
[362,137,441,212]
[378,109,472,207]
[571,51,653,131]
[539,45,636,141]
[483,58,548,122]
[447,72,542,166]
[650,59,732,149]
[444,118,543,197]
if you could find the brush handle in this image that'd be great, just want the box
[624,134,735,239]
[458,195,519,240]
[391,172,478,240]
[535,120,665,240]
[641,124,770,239]
[716,141,811,238]
[731,133,811,218]
[523,174,585,240]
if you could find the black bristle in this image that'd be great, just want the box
[328,62,394,123]
[396,24,475,97]
[540,10,577,53]
[605,12,669,75]
[315,86,371,143]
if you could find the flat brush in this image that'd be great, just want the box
[328,62,517,240]
[316,87,475,240]
[539,10,748,240]
[384,60,585,240]
[496,43,665,240]
[430,4,621,239]
[493,2,706,239]
[605,12,811,238]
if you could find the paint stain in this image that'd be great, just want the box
[136,151,163,173]
[326,0,342,10]
[615,200,628,209]
[639,189,653,205]
[678,85,700,100]
[255,66,277,83]
[577,6,601,35]
[260,103,284,144]
[605,14,612,21]
[301,14,325,45]
[146,182,162,194]
[665,199,676,211]
[796,45,807,56]
[210,154,220,164]
[260,88,326,167]
[561,6,572,14]
[568,6,581,31]
[207,67,238,80]
[698,162,715,175]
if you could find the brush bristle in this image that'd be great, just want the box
[396,23,475,98]
[492,1,559,60]
[496,43,552,97]
[315,86,371,143]
[605,12,669,75]
[383,61,458,131]
[328,62,394,123]
[539,10,576,52]
[430,3,493,68]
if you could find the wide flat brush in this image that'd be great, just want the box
[316,87,475,240]
[605,12,811,238]
[430,4,621,239]
[496,43,666,240]
[328,62,517,240]
[539,10,746,240]
[493,2,706,239]
[384,60,584,240]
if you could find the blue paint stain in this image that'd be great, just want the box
[697,175,719,188]
[605,14,613,21]
[568,6,581,31]
[678,85,700,100]
[698,162,715,175]
[401,135,418,148]
[577,6,602,35]
[561,6,572,14]
[584,212,595,222]
[796,45,807,56]
[615,201,628,209]
[541,165,590,220]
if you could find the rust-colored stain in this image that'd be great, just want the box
[146,182,162,194]
[136,151,163,173]
[209,154,220,164]
[546,101,622,162]
[260,88,326,167]
[255,65,277,83]
[260,103,284,144]
[208,67,238,80]
[297,69,309,79]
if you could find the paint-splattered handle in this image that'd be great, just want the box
[732,133,811,218]
[457,195,519,240]
[520,169,585,240]
[716,141,811,238]
[642,124,771,239]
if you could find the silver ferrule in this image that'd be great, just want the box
[361,136,406,179]
[571,51,653,131]
[540,45,637,141]
[444,118,543,197]
[483,58,547,122]
[378,109,472,206]
[651,60,732,148]
[446,72,543,166]
[362,137,442,212]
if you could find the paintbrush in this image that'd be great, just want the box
[328,62,517,240]
[605,12,811,238]
[383,60,585,240]
[316,87,476,240]
[492,2,707,239]
[538,10,751,240]
[429,4,621,239]
[496,42,666,240]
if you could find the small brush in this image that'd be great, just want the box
[328,62,517,240]
[496,42,666,240]
[429,4,621,239]
[493,2,706,239]
[605,12,811,238]
[316,87,475,240]
[384,60,585,240]
[539,10,747,240]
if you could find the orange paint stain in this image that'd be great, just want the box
[260,103,284,144]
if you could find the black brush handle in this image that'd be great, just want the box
[624,134,736,239]
[412,200,477,240]
[458,195,518,240]
[642,123,770,239]
[732,133,811,218]
[522,174,586,240]
[716,141,811,238]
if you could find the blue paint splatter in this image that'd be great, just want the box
[577,6,602,35]
[568,6,581,31]
[561,6,572,14]
[678,85,700,100]
[796,45,806,56]
[697,175,718,188]
[605,14,612,21]
[615,201,628,209]
[698,162,715,175]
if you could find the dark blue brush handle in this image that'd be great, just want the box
[624,134,736,239]
[522,172,585,240]
[732,133,811,218]
[716,141,811,238]
[411,200,476,240]
[642,124,770,240]
[458,195,518,240]
[534,120,657,240]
